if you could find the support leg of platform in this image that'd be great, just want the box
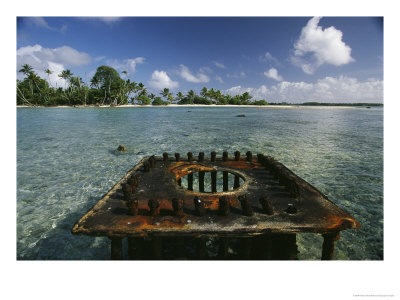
[218,237,229,259]
[321,232,340,260]
[128,237,143,260]
[176,237,185,259]
[152,237,162,259]
[196,237,207,259]
[110,237,123,260]
[240,237,252,259]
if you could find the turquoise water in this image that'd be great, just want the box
[16,106,383,260]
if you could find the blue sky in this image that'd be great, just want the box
[17,16,383,102]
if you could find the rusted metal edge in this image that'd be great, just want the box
[257,154,361,229]
[71,157,148,234]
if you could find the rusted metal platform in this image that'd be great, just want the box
[72,151,361,260]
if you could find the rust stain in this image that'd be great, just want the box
[168,162,215,180]
[325,214,361,230]
[222,161,260,170]
[201,196,238,210]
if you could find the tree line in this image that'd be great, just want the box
[17,64,269,106]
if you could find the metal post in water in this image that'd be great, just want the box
[211,171,217,192]
[223,171,229,191]
[188,173,193,191]
[199,171,205,192]
[321,232,340,260]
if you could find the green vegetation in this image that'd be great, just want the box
[17,64,383,107]
[16,64,270,107]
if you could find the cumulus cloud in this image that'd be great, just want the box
[17,44,91,88]
[264,68,283,81]
[291,17,354,74]
[225,76,382,103]
[148,70,179,90]
[107,57,145,74]
[213,61,226,69]
[178,64,210,83]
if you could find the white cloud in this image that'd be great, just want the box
[79,17,122,25]
[215,75,224,84]
[17,44,91,88]
[226,71,246,79]
[148,70,179,90]
[199,66,213,74]
[24,17,67,33]
[291,17,354,74]
[178,64,210,83]
[107,57,145,74]
[213,61,226,69]
[259,52,280,65]
[225,76,383,103]
[264,68,283,81]
[97,17,122,24]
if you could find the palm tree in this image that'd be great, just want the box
[44,68,53,87]
[161,88,170,101]
[207,88,216,103]
[215,90,222,104]
[175,91,184,103]
[18,64,34,95]
[187,90,196,102]
[241,92,252,104]
[19,64,33,77]
[200,87,208,99]
[58,69,73,91]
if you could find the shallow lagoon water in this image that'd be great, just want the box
[16,106,383,260]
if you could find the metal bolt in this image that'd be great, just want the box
[198,152,205,162]
[148,198,160,216]
[187,152,193,162]
[193,196,205,216]
[163,152,168,161]
[219,196,230,216]
[285,203,297,214]
[223,151,228,161]
[172,198,184,217]
[239,195,253,216]
[246,151,252,162]
[259,195,274,215]
[211,151,216,162]
[175,153,180,161]
[234,151,241,161]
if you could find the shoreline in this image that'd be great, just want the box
[16,104,369,109]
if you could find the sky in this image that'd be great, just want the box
[17,16,383,102]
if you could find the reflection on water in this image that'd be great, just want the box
[17,106,383,260]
